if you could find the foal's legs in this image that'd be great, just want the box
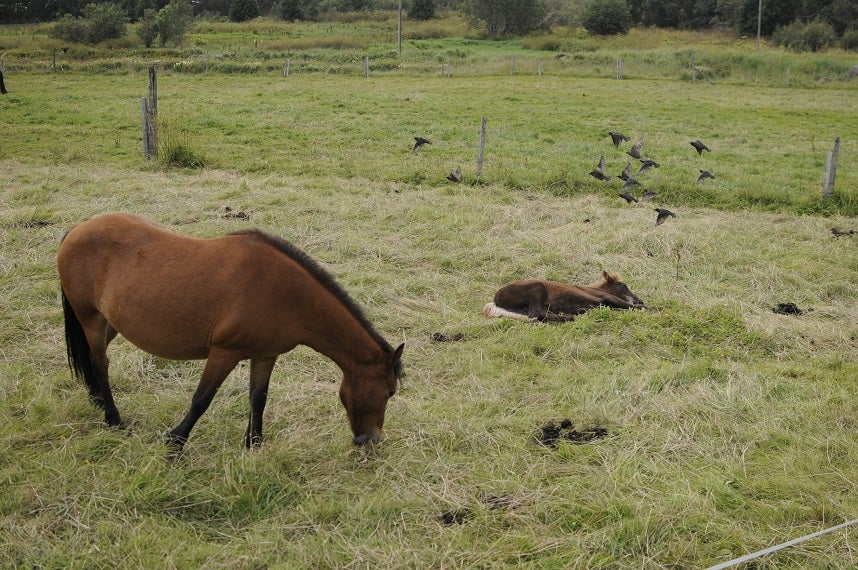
[167,348,241,450]
[244,356,277,448]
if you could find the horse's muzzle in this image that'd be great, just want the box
[353,432,380,446]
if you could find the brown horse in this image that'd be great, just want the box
[57,213,404,450]
[483,271,645,322]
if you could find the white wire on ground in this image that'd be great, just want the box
[706,518,858,570]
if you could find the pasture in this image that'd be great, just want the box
[2,24,858,568]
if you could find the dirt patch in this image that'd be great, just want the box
[15,219,53,229]
[440,509,467,525]
[536,419,609,447]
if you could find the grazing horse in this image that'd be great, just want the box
[483,271,645,322]
[57,213,404,450]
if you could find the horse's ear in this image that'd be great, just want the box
[392,343,404,363]
[602,270,615,283]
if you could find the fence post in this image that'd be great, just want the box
[284,58,291,77]
[537,56,542,76]
[364,56,370,78]
[511,56,515,75]
[477,117,487,177]
[141,65,158,159]
[822,137,840,200]
[786,68,790,87]
[616,59,623,80]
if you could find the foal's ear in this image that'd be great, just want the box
[602,270,616,283]
[392,343,405,362]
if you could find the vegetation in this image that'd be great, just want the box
[582,0,632,36]
[0,16,857,569]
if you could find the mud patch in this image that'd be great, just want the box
[440,509,467,525]
[536,419,609,447]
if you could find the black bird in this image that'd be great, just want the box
[447,165,462,183]
[637,158,660,175]
[609,131,630,148]
[618,161,633,181]
[696,169,715,184]
[589,155,612,181]
[627,137,643,159]
[655,208,676,226]
[640,189,657,201]
[412,136,432,152]
[619,191,639,204]
[0,70,6,95]
[830,227,855,238]
[622,177,643,191]
[690,140,710,155]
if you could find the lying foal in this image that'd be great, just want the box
[483,271,645,322]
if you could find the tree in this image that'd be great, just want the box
[156,0,194,46]
[137,8,159,47]
[582,0,632,35]
[462,0,546,37]
[229,0,259,21]
[279,0,303,21]
[409,0,436,21]
[737,0,800,37]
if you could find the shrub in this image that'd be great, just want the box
[841,29,858,51]
[409,0,436,21]
[51,14,89,43]
[773,19,836,52]
[229,0,260,22]
[51,3,127,44]
[157,0,195,47]
[137,9,159,47]
[581,0,631,36]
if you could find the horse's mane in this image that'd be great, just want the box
[229,229,396,355]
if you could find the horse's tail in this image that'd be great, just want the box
[482,302,536,322]
[62,288,102,406]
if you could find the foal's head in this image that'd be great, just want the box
[339,343,404,446]
[596,271,646,308]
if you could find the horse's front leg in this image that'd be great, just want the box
[245,356,277,449]
[167,348,241,451]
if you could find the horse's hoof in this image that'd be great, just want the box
[165,432,187,451]
[244,434,264,449]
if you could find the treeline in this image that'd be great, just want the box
[2,0,856,44]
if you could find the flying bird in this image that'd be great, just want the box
[696,169,715,184]
[622,177,643,191]
[609,131,630,148]
[618,161,633,181]
[619,191,639,204]
[640,189,658,201]
[655,208,676,226]
[690,140,710,155]
[447,165,462,183]
[412,136,432,152]
[589,155,612,181]
[637,158,660,175]
[627,137,644,159]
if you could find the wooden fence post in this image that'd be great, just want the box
[364,56,370,78]
[477,117,487,177]
[284,58,290,77]
[511,56,515,75]
[822,137,840,200]
[141,65,158,159]
[537,56,542,76]
[616,59,623,80]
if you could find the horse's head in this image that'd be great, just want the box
[339,343,404,446]
[599,271,646,308]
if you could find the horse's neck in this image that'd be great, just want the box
[302,305,386,372]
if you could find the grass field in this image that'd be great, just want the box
[1,20,858,569]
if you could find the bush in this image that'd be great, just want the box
[581,0,631,36]
[51,3,127,44]
[841,29,858,51]
[773,19,836,52]
[137,9,159,47]
[157,0,195,47]
[229,0,260,22]
[51,14,89,43]
[409,0,436,21]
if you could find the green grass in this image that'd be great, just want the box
[1,21,857,569]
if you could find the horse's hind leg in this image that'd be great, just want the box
[167,348,241,450]
[82,316,123,427]
[244,356,277,448]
